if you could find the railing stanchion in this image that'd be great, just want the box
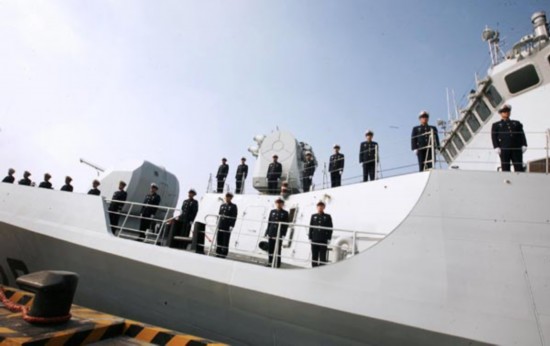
[273,222,282,268]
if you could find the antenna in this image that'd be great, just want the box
[79,158,105,176]
[446,88,451,123]
[451,89,459,120]
[482,26,501,66]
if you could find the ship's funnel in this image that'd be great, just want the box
[532,11,549,41]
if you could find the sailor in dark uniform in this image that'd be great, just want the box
[139,183,161,241]
[264,197,289,268]
[309,200,333,267]
[60,176,74,192]
[171,188,199,249]
[87,179,101,195]
[2,168,15,183]
[235,157,248,194]
[18,171,32,186]
[108,181,128,234]
[491,104,527,172]
[302,152,316,192]
[38,173,53,189]
[216,192,238,258]
[329,145,345,187]
[411,111,440,171]
[216,158,229,193]
[359,130,379,182]
[266,155,283,195]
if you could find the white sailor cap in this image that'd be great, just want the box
[333,144,340,149]
[305,151,312,156]
[418,110,429,118]
[498,104,512,113]
[150,182,158,188]
[365,129,373,135]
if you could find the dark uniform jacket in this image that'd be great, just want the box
[18,178,31,186]
[359,141,379,164]
[180,199,199,223]
[303,159,316,178]
[216,164,229,180]
[218,202,237,230]
[329,153,345,173]
[411,125,440,151]
[491,119,527,149]
[265,208,289,238]
[309,213,333,243]
[108,190,128,212]
[235,164,248,180]
[88,188,101,196]
[141,193,161,217]
[38,181,53,189]
[266,162,283,180]
[61,184,73,192]
[2,176,15,183]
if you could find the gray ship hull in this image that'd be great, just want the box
[1,170,549,345]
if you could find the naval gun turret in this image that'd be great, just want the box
[98,160,179,211]
[248,130,317,194]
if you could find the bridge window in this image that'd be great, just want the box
[465,112,481,132]
[485,85,503,108]
[441,149,452,164]
[446,142,457,158]
[452,135,464,151]
[458,124,472,143]
[505,64,540,94]
[474,99,491,121]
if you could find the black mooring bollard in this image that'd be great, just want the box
[16,271,79,320]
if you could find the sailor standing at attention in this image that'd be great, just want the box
[411,111,440,171]
[309,200,333,267]
[302,151,315,192]
[216,192,238,258]
[266,154,283,195]
[18,171,32,186]
[87,179,101,195]
[264,197,289,268]
[329,144,345,187]
[60,176,74,192]
[171,188,199,249]
[359,130,379,182]
[138,183,161,241]
[38,173,53,189]
[235,157,248,194]
[2,168,15,183]
[108,180,128,234]
[216,158,229,193]
[491,104,527,172]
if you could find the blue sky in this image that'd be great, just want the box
[0,0,547,199]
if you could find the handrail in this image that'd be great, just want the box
[202,213,386,267]
[105,199,180,245]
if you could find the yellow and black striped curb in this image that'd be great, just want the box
[1,287,228,345]
[123,320,228,346]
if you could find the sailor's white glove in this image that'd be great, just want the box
[413,149,418,155]
[339,171,343,175]
[522,146,527,153]
[495,148,501,155]
[229,226,233,231]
